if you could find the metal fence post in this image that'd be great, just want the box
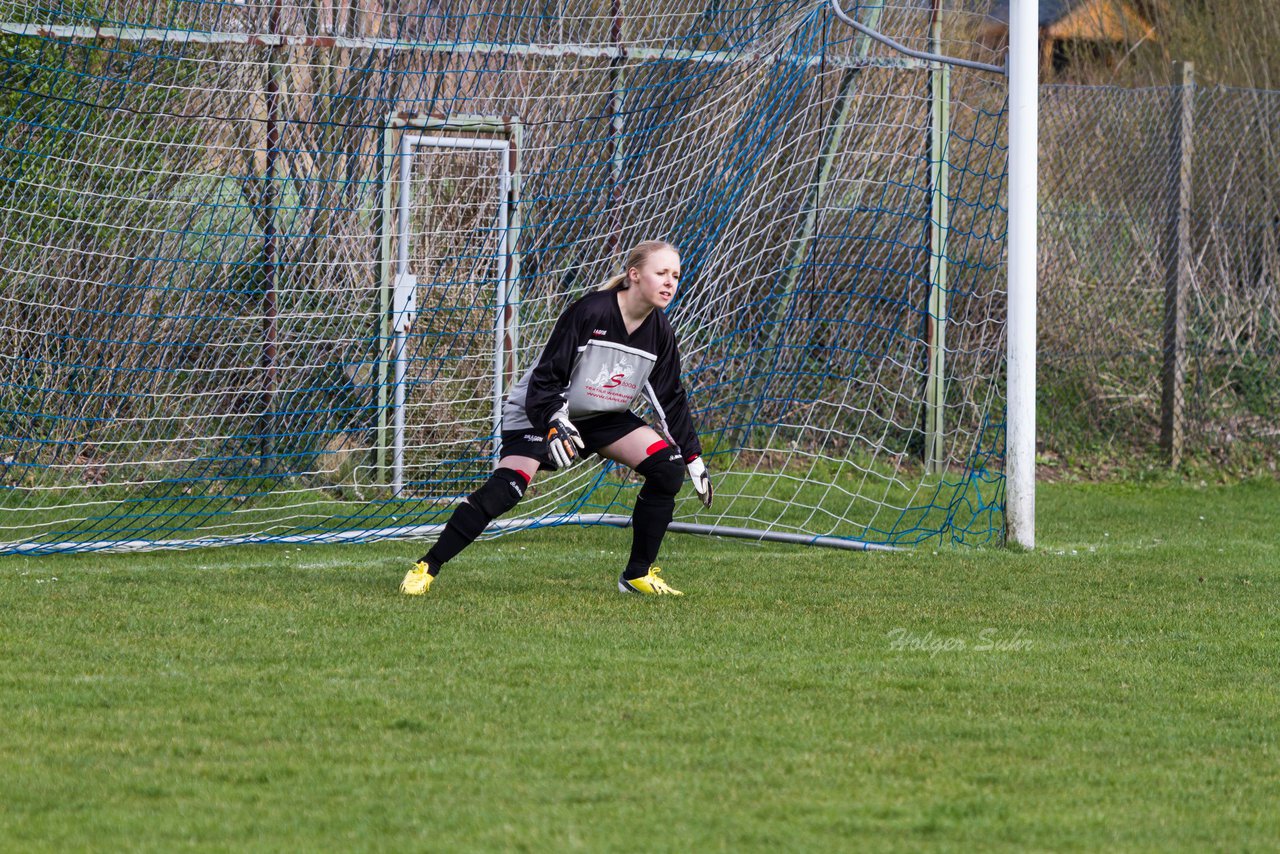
[1161,61,1194,467]
[924,0,951,476]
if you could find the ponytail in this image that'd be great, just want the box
[597,271,629,292]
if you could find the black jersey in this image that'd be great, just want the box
[502,290,702,459]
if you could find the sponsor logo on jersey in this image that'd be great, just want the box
[592,328,608,336]
[587,354,638,393]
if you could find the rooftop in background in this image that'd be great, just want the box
[981,0,1158,75]
[986,0,1093,28]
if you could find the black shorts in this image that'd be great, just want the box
[500,410,648,470]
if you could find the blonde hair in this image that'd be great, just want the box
[597,240,680,292]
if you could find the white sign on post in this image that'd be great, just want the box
[392,271,417,332]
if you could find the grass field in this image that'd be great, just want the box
[2,479,1277,852]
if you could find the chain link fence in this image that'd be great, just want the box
[1039,78,1280,475]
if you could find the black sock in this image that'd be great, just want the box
[419,501,489,575]
[624,489,675,580]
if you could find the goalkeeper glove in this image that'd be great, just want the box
[546,412,585,468]
[687,455,713,508]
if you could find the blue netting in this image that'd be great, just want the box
[0,0,1009,554]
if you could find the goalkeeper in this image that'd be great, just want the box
[400,239,712,597]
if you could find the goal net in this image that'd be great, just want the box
[0,0,1011,554]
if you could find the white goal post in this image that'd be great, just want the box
[1007,0,1039,549]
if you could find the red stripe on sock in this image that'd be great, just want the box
[645,440,669,456]
[514,469,532,484]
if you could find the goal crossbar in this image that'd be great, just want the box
[0,21,925,70]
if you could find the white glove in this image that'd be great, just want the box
[687,455,713,508]
[546,412,585,469]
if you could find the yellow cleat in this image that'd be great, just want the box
[618,566,683,596]
[400,561,434,595]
